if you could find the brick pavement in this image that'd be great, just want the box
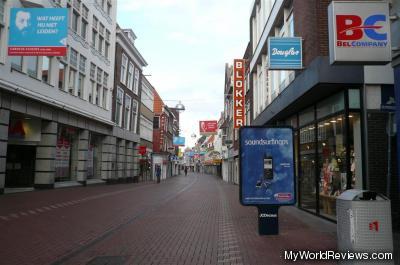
[0,173,338,265]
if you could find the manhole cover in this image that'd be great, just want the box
[86,256,126,265]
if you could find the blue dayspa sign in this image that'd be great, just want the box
[268,37,302,70]
[8,8,68,56]
[239,127,295,206]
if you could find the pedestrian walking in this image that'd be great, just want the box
[184,166,188,176]
[155,165,161,183]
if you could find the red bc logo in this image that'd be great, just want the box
[336,14,387,41]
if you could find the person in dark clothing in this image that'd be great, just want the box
[155,165,161,183]
[184,166,188,176]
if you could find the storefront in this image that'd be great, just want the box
[87,133,103,180]
[6,113,41,188]
[55,125,79,182]
[281,89,363,220]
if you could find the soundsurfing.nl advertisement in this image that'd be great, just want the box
[240,127,295,206]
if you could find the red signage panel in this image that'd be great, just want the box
[199,120,218,135]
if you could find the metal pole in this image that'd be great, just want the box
[386,112,392,198]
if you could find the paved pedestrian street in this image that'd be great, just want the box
[0,173,337,265]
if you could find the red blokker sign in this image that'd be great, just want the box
[233,59,245,128]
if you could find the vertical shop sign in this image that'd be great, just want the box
[233,59,245,128]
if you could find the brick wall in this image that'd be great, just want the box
[367,112,399,232]
[293,0,353,67]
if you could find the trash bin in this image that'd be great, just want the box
[336,189,393,264]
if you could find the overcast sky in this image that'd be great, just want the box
[117,0,251,147]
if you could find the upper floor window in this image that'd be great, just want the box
[90,63,96,80]
[127,62,134,90]
[131,100,138,133]
[70,48,78,68]
[133,68,140,94]
[120,53,128,84]
[0,0,5,24]
[41,56,51,83]
[58,62,66,90]
[115,87,124,127]
[11,56,22,72]
[27,57,38,78]
[124,94,132,130]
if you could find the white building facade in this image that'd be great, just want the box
[0,0,118,193]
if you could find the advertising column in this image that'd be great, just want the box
[240,127,295,235]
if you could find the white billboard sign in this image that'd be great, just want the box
[328,1,391,64]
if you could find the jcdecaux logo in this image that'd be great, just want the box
[336,14,388,48]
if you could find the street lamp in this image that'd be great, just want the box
[174,101,185,111]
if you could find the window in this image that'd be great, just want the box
[68,68,77,95]
[41,56,51,83]
[133,68,140,94]
[27,57,38,78]
[120,54,128,84]
[79,55,86,73]
[89,80,95,102]
[96,67,103,83]
[11,56,23,71]
[127,62,134,90]
[140,116,153,142]
[153,117,159,129]
[98,35,104,54]
[99,23,104,36]
[288,12,294,37]
[102,88,108,108]
[93,16,98,29]
[0,0,5,24]
[115,88,124,126]
[91,29,97,48]
[124,95,132,130]
[72,11,79,33]
[81,19,87,39]
[107,1,111,16]
[95,84,101,105]
[78,74,84,98]
[105,42,109,59]
[82,4,89,19]
[103,72,108,87]
[58,62,66,90]
[90,63,96,80]
[131,100,138,133]
[70,48,78,68]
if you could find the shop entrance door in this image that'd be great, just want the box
[5,145,36,187]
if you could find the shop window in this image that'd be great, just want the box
[349,113,362,189]
[318,114,346,219]
[316,92,344,119]
[285,115,297,128]
[349,89,360,109]
[55,126,79,182]
[41,56,51,83]
[299,124,317,213]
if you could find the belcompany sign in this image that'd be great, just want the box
[328,1,391,64]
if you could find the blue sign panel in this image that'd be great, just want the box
[240,127,295,206]
[173,136,185,146]
[268,37,302,70]
[8,8,68,56]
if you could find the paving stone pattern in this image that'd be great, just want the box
[0,173,337,265]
